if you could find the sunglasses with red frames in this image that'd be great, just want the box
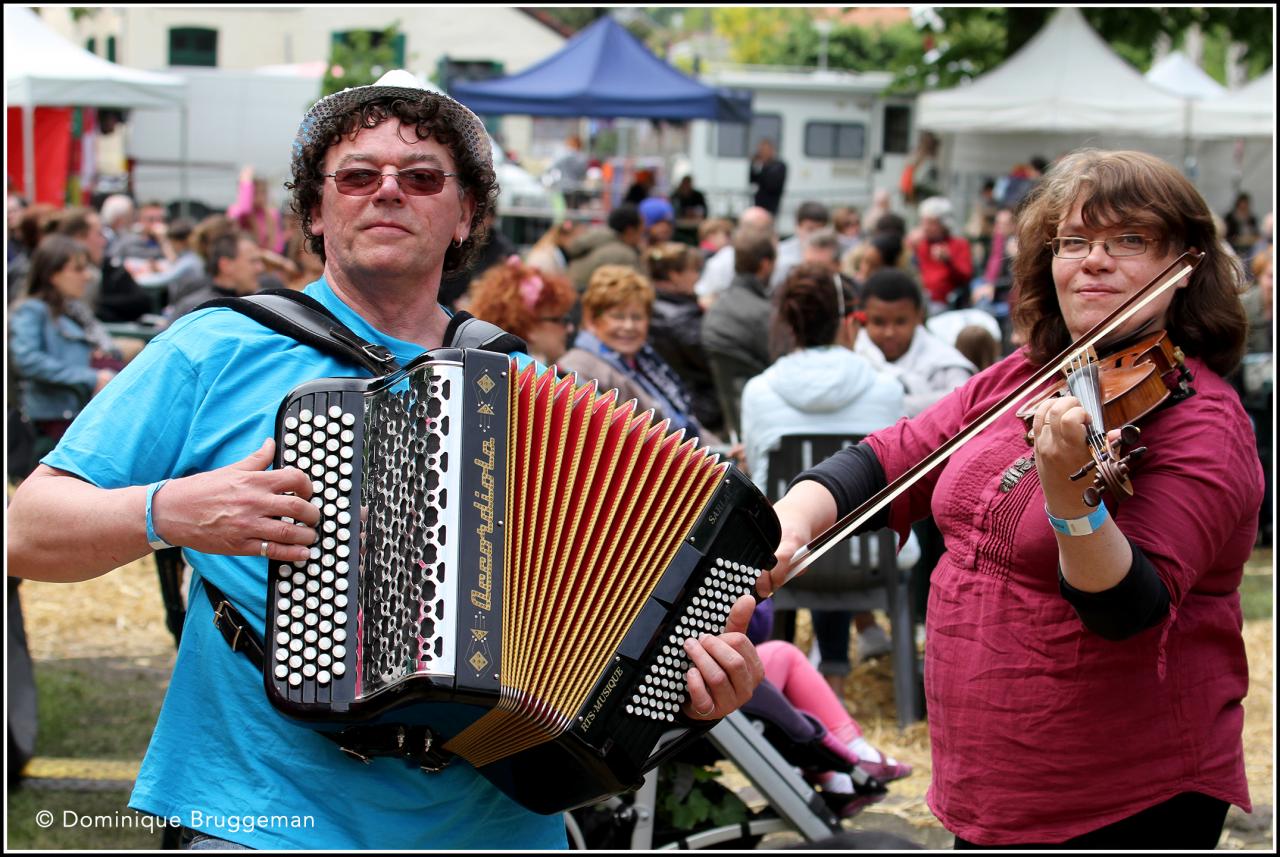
[323,167,457,196]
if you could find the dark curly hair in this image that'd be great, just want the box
[286,98,499,277]
[1012,148,1247,376]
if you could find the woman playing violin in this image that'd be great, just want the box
[759,149,1262,849]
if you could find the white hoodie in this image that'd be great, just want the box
[741,345,906,491]
[740,345,918,568]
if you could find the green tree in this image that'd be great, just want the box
[712,7,811,65]
[322,22,404,97]
[908,8,1272,92]
[527,7,609,33]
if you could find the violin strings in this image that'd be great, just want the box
[1065,351,1108,456]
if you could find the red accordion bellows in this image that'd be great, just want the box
[444,362,727,767]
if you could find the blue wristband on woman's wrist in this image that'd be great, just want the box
[146,479,174,550]
[1045,502,1109,537]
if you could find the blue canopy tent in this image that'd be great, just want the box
[450,17,751,122]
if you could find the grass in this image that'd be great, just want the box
[35,658,170,760]
[6,658,172,850]
[1241,571,1273,622]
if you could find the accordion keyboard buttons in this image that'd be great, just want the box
[272,396,365,696]
[269,364,461,708]
[627,557,760,722]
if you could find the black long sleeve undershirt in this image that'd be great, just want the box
[794,442,1172,639]
[1059,539,1171,640]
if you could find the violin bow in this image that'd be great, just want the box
[784,250,1204,584]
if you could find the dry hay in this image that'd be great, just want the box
[17,554,176,663]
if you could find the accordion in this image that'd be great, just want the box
[265,348,780,813]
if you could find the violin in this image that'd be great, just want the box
[1014,329,1195,506]
[784,249,1206,583]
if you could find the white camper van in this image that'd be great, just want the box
[686,66,917,232]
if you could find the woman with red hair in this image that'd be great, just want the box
[466,256,577,364]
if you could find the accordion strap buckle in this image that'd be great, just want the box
[360,343,396,365]
[208,595,264,671]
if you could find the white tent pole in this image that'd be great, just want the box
[24,104,36,203]
[1182,99,1194,178]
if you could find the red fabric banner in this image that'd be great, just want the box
[7,105,73,206]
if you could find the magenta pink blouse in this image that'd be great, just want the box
[865,349,1260,845]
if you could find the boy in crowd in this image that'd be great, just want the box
[854,269,976,417]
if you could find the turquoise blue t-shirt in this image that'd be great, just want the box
[45,279,566,849]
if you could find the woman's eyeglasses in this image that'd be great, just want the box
[323,167,457,197]
[1047,234,1150,259]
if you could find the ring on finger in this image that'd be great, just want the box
[695,700,716,717]
[260,540,270,557]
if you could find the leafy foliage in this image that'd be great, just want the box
[711,7,811,65]
[902,8,1273,92]
[322,22,403,98]
[657,762,750,831]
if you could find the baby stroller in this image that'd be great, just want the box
[565,678,891,850]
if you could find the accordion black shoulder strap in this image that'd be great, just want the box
[196,289,401,376]
[443,310,528,356]
[197,292,529,374]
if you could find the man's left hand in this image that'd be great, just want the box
[681,594,764,721]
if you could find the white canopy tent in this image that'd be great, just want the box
[915,8,1272,219]
[1192,68,1275,139]
[1146,59,1273,219]
[1145,51,1228,101]
[917,8,1187,136]
[4,5,187,204]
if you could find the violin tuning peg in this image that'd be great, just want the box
[1082,486,1102,507]
[1120,425,1141,446]
[1069,461,1096,481]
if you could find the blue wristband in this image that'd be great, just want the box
[146,479,175,550]
[1045,503,1109,537]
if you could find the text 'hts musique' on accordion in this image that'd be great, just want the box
[265,348,780,813]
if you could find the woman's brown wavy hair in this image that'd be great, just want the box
[1012,149,1247,375]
